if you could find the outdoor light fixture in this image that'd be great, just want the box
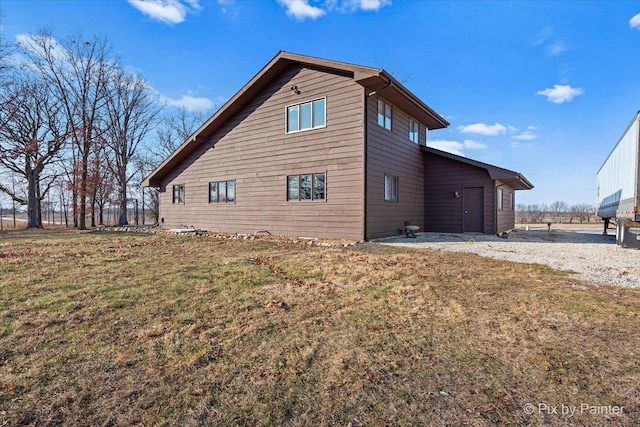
[454,191,460,198]
[290,85,300,94]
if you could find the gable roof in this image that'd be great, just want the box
[422,146,534,190]
[143,51,449,187]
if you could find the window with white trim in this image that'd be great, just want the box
[377,99,392,130]
[409,118,419,143]
[497,188,504,210]
[173,184,184,204]
[287,173,325,201]
[384,175,398,202]
[209,180,236,203]
[286,98,326,133]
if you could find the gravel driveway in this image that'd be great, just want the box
[378,227,640,289]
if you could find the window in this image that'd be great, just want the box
[497,188,504,210]
[286,98,326,133]
[287,173,326,201]
[384,175,398,202]
[377,99,392,130]
[209,180,236,203]
[173,184,184,204]
[509,192,514,211]
[409,118,419,143]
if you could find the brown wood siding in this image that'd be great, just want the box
[158,65,365,240]
[365,95,425,239]
[496,182,516,233]
[424,154,496,233]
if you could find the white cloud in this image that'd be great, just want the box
[510,141,521,148]
[513,131,536,141]
[278,0,326,20]
[630,13,640,29]
[16,34,68,62]
[427,140,464,156]
[533,26,553,45]
[546,41,569,56]
[458,122,508,136]
[164,94,215,111]
[342,0,391,11]
[536,84,584,104]
[527,125,538,130]
[127,0,201,25]
[463,139,487,150]
[217,0,235,13]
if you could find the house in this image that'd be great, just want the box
[143,51,532,240]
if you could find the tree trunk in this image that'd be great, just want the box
[79,151,88,230]
[118,182,128,226]
[90,186,97,228]
[27,171,42,228]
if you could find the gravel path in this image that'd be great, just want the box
[378,227,640,289]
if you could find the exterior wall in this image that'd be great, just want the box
[159,65,366,240]
[423,154,496,233]
[365,94,426,239]
[495,182,516,233]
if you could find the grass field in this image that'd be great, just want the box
[1,231,639,426]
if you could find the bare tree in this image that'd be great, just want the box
[0,78,66,228]
[0,10,15,84]
[103,69,161,226]
[20,30,116,229]
[155,107,206,160]
[549,201,568,223]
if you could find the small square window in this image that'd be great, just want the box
[227,181,235,202]
[409,119,419,143]
[287,176,299,201]
[313,174,325,200]
[384,175,398,202]
[173,184,185,204]
[377,99,392,130]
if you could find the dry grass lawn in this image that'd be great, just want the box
[0,231,639,426]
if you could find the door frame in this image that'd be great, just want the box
[463,186,484,233]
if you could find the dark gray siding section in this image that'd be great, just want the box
[496,181,516,233]
[159,65,366,240]
[424,153,497,234]
[365,95,426,239]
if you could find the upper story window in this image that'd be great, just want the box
[287,98,326,133]
[377,99,392,130]
[384,175,398,202]
[409,118,419,143]
[173,184,185,204]
[209,180,236,203]
[287,173,326,201]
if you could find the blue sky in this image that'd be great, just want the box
[2,0,639,206]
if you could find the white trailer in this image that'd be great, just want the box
[596,111,640,246]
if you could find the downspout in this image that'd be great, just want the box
[363,90,368,241]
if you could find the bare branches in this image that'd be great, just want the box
[103,68,162,225]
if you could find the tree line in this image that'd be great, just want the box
[0,28,207,229]
[516,202,597,224]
